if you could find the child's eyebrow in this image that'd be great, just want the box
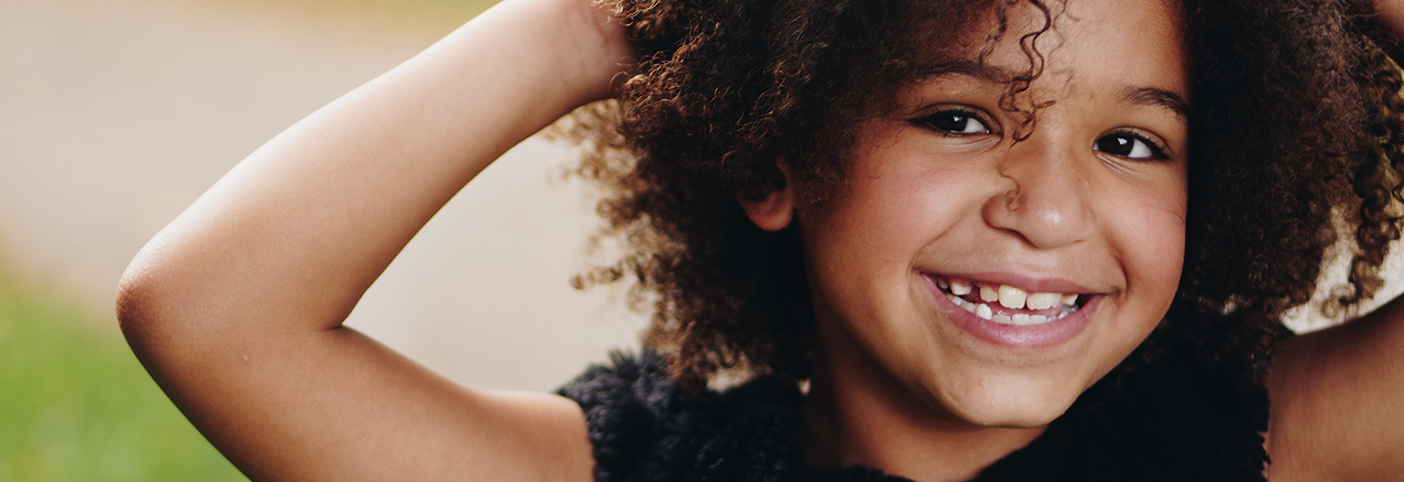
[926,61,1019,84]
[1120,86,1189,122]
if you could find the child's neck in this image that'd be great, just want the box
[802,324,1045,482]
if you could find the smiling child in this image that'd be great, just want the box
[118,0,1404,480]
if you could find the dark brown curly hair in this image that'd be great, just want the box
[558,0,1404,390]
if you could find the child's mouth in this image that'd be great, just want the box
[930,276,1089,326]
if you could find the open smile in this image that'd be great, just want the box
[933,276,1087,325]
[924,274,1102,348]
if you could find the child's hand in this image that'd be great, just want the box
[523,0,638,103]
[566,0,640,100]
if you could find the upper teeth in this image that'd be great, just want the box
[999,285,1027,309]
[1027,292,1060,310]
[964,283,1077,310]
[950,280,972,296]
[938,278,1082,326]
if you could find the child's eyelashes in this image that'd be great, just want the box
[915,107,995,136]
[913,106,1175,162]
[1093,129,1172,161]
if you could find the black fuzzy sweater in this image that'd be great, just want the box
[558,350,1270,481]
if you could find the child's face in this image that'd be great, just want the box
[796,0,1188,427]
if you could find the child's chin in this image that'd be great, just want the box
[960,409,1064,429]
[942,389,1077,429]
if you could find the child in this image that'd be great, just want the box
[118,0,1404,479]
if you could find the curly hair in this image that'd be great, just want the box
[559,0,1404,390]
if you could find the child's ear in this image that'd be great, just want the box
[738,182,795,232]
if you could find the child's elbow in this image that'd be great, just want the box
[116,258,166,352]
[114,250,192,355]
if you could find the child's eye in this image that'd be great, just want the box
[1093,131,1169,160]
[918,108,992,135]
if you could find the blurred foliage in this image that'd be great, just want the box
[0,277,246,482]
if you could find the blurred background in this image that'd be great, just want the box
[2,0,1403,479]
[0,0,645,479]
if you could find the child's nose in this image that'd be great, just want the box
[980,137,1096,249]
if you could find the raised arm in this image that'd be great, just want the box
[1266,295,1404,480]
[1263,7,1404,478]
[115,0,631,479]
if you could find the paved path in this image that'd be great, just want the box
[0,0,642,391]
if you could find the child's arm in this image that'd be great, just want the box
[115,0,631,479]
[1266,296,1404,480]
[1265,5,1404,473]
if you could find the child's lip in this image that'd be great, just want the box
[923,273,1102,349]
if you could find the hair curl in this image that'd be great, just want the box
[560,0,1404,390]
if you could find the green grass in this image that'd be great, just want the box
[0,278,246,482]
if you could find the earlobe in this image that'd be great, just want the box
[739,183,796,232]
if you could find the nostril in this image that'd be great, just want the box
[1003,187,1022,212]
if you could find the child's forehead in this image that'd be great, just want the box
[903,0,1190,97]
[903,0,1186,64]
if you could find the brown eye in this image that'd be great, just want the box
[921,109,991,135]
[1093,132,1164,160]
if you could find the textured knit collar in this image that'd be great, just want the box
[559,348,1270,481]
